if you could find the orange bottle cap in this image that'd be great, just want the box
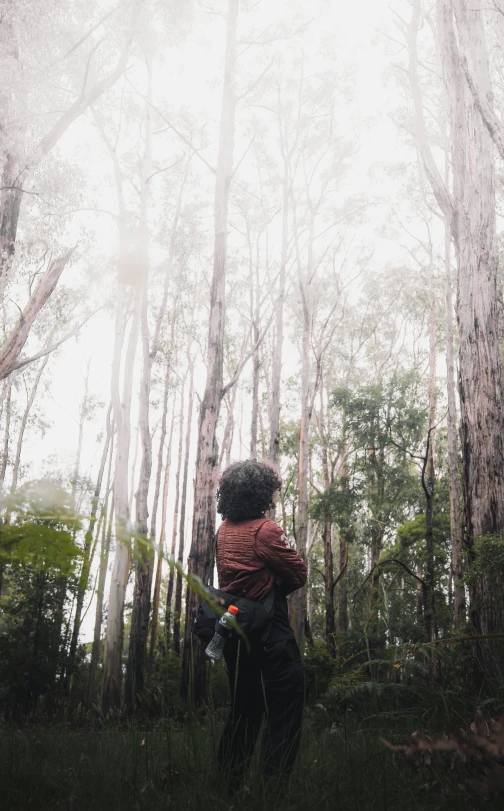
[228,605,239,615]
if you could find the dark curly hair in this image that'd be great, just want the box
[216,460,282,521]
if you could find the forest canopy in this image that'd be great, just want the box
[1,1,504,809]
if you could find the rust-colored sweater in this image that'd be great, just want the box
[216,517,307,601]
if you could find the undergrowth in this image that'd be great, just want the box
[2,642,503,810]
[2,707,503,810]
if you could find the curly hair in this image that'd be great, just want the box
[216,460,282,521]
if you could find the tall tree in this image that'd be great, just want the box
[405,0,504,663]
[67,404,113,684]
[88,432,115,706]
[173,361,195,655]
[147,362,173,674]
[181,0,239,704]
[444,0,504,664]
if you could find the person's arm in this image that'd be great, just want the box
[255,520,307,595]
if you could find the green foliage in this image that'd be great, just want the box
[389,512,450,574]
[331,375,427,543]
[308,475,359,539]
[0,480,81,574]
[0,481,81,714]
[467,532,504,582]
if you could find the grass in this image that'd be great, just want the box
[2,707,502,811]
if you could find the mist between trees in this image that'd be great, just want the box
[1,0,504,809]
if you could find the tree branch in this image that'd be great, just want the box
[0,249,75,380]
[9,305,101,374]
[28,0,144,172]
[61,2,126,60]
[221,304,275,397]
[408,0,454,221]
[331,539,349,594]
[353,558,426,601]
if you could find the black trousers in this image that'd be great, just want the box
[217,634,305,783]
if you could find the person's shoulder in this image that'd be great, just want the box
[257,517,281,533]
[257,518,291,547]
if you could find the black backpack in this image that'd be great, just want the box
[192,526,275,645]
[193,583,275,644]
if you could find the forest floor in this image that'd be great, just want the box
[1,710,501,811]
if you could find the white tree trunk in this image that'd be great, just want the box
[444,216,466,629]
[10,355,49,495]
[291,213,314,645]
[268,160,289,467]
[181,0,239,705]
[147,364,172,672]
[102,279,142,712]
[0,251,74,381]
[173,364,195,655]
[88,431,115,706]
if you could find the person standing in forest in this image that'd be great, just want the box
[214,460,307,789]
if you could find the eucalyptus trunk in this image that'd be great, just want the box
[337,533,348,633]
[102,278,142,713]
[173,367,195,655]
[125,241,153,706]
[318,386,335,648]
[290,214,314,646]
[268,159,289,468]
[68,405,113,683]
[443,1,504,669]
[0,382,11,487]
[250,248,260,459]
[443,216,465,629]
[87,442,114,707]
[165,381,186,644]
[147,367,172,673]
[181,0,239,705]
[423,290,437,645]
[10,356,49,496]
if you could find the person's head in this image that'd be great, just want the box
[216,460,282,521]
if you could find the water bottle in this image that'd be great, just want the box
[204,605,239,661]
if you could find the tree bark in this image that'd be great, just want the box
[102,277,142,712]
[337,532,348,633]
[444,214,466,629]
[318,385,336,648]
[152,396,176,658]
[125,68,154,710]
[219,385,238,470]
[0,382,12,488]
[165,379,186,645]
[249,240,261,459]
[181,0,239,705]
[88,437,115,708]
[125,286,152,711]
[68,405,113,684]
[452,1,504,161]
[337,448,349,634]
[71,362,91,509]
[9,356,49,495]
[173,367,195,655]
[447,1,504,672]
[0,251,74,381]
[323,523,335,647]
[423,289,437,645]
[147,365,172,674]
[268,159,289,468]
[290,213,314,645]
[409,0,465,633]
